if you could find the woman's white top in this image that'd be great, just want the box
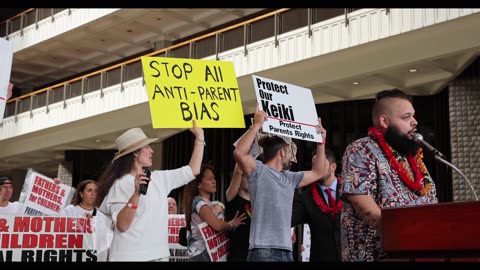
[99,165,195,261]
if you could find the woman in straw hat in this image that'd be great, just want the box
[97,121,204,261]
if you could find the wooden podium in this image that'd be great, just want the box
[381,201,480,261]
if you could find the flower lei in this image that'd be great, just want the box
[311,180,343,215]
[368,127,433,196]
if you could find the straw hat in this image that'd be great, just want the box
[112,128,159,161]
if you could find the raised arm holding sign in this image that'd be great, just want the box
[232,103,329,262]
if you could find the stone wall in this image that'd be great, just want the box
[448,63,480,201]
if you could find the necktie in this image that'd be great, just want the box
[325,188,337,220]
[325,188,336,207]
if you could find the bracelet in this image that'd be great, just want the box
[127,202,138,209]
[195,139,206,147]
[228,221,236,231]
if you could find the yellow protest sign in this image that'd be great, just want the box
[141,57,245,128]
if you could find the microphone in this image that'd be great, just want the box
[413,133,479,201]
[140,167,151,195]
[413,133,445,158]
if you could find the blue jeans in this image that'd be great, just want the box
[247,248,293,262]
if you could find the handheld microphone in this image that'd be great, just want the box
[140,167,151,195]
[413,133,445,158]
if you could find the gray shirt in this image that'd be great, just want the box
[248,160,303,251]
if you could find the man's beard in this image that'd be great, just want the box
[282,160,291,170]
[383,125,419,155]
[2,194,12,202]
[318,177,326,185]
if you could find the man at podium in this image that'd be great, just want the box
[340,89,438,262]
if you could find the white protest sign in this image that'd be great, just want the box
[19,169,75,216]
[252,75,322,143]
[198,222,229,262]
[0,37,13,123]
[168,214,189,262]
[0,215,110,261]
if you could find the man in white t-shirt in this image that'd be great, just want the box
[0,176,25,215]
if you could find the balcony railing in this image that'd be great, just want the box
[3,8,357,121]
[1,8,68,38]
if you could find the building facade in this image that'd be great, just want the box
[1,8,479,203]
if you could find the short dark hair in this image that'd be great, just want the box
[258,136,288,163]
[375,89,412,103]
[372,89,412,125]
[312,149,336,164]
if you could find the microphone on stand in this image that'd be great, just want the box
[413,133,479,201]
[413,133,445,158]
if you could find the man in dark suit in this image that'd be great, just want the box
[291,149,342,262]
